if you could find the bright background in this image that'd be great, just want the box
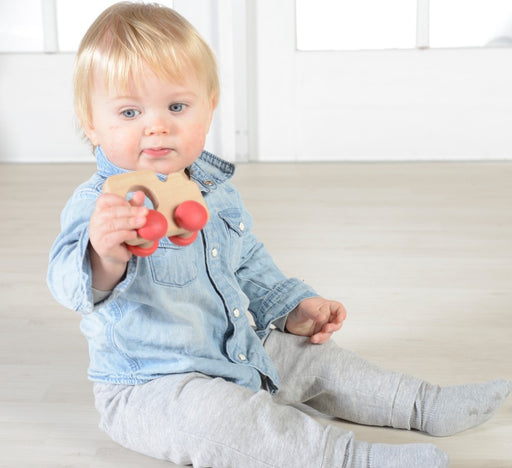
[1,0,512,162]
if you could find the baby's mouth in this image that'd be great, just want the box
[143,148,172,158]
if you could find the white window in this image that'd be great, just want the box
[296,0,416,51]
[297,0,512,50]
[0,0,44,52]
[0,0,174,53]
[430,0,512,48]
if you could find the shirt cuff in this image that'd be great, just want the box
[272,315,288,332]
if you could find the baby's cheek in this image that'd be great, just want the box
[184,127,207,152]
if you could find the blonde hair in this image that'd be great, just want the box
[74,1,219,131]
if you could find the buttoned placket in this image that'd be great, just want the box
[202,229,251,368]
[193,158,261,373]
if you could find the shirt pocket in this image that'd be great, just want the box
[149,242,198,287]
[218,208,247,269]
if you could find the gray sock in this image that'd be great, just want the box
[411,379,512,436]
[347,440,449,468]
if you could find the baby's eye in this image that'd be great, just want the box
[121,109,140,119]
[169,103,185,113]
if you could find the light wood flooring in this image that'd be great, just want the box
[1,161,511,467]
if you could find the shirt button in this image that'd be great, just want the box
[239,222,245,232]
[233,308,240,318]
[203,180,214,186]
[238,353,247,361]
[211,248,218,257]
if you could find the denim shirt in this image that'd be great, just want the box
[47,147,317,392]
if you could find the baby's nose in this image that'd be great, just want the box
[145,116,171,136]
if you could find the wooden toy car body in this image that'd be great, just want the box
[103,169,209,256]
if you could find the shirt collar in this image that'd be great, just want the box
[188,150,235,192]
[95,146,235,191]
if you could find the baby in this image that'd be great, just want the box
[47,3,511,467]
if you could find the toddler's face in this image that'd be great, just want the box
[85,66,215,174]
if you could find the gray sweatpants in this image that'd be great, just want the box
[93,331,423,467]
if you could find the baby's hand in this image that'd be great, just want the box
[89,191,148,283]
[285,297,347,344]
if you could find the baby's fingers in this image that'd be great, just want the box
[310,319,344,344]
[90,194,148,259]
[95,192,130,209]
[129,190,147,207]
[95,194,148,230]
[102,206,147,232]
[310,330,334,344]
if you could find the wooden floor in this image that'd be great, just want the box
[1,161,511,467]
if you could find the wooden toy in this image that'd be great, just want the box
[103,170,209,256]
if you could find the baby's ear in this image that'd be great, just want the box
[210,93,219,111]
[83,123,99,146]
[205,95,218,133]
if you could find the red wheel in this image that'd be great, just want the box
[168,231,198,247]
[174,201,208,231]
[137,209,168,241]
[126,241,159,257]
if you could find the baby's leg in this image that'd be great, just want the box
[266,330,423,429]
[265,331,511,436]
[93,373,448,468]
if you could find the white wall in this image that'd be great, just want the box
[0,53,90,162]
[2,2,512,163]
[251,0,512,161]
[292,48,512,161]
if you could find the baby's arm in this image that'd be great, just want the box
[88,190,147,290]
[285,297,347,344]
